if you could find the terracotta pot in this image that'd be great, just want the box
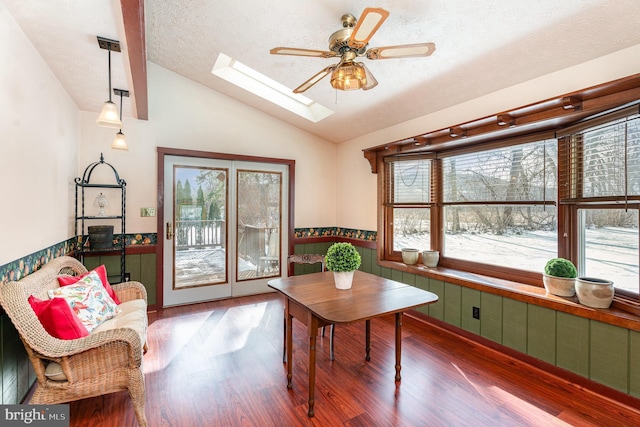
[542,274,576,297]
[575,277,614,308]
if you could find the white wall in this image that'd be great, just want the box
[0,3,80,265]
[337,43,640,231]
[79,63,337,233]
[4,0,640,268]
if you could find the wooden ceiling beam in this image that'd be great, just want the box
[120,0,148,120]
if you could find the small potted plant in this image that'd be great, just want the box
[543,257,577,296]
[325,242,362,290]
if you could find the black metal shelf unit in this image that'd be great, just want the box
[74,153,126,283]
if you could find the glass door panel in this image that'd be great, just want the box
[236,170,282,280]
[163,156,231,306]
[174,165,228,288]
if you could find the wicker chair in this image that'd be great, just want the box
[0,256,148,426]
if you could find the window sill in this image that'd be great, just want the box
[380,260,640,332]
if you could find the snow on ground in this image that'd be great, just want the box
[175,247,257,288]
[397,227,638,292]
[173,228,638,292]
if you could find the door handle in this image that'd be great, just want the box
[166,222,173,240]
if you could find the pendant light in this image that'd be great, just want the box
[96,36,122,128]
[112,89,129,150]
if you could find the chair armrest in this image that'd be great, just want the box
[112,280,147,304]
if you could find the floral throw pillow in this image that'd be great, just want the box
[57,264,121,304]
[48,271,120,333]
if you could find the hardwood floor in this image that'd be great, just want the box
[68,293,640,426]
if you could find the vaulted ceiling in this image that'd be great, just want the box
[4,0,640,143]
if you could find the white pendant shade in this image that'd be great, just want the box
[97,101,122,128]
[111,130,128,150]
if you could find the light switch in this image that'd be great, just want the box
[140,207,156,217]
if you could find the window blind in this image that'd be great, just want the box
[385,158,432,205]
[560,113,640,204]
[442,140,557,204]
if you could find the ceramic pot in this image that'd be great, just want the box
[575,277,614,308]
[422,250,440,268]
[542,274,576,297]
[401,248,419,265]
[333,270,355,290]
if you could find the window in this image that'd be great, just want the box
[562,110,640,295]
[441,140,558,272]
[578,208,639,293]
[384,157,433,257]
[373,90,640,299]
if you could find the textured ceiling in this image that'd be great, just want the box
[4,0,640,143]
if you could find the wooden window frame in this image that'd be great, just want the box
[383,156,436,262]
[367,73,640,303]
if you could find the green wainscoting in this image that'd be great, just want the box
[556,312,589,377]
[502,298,527,353]
[1,314,34,404]
[83,253,157,306]
[3,242,639,405]
[343,246,640,399]
[480,292,502,343]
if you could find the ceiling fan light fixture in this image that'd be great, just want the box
[330,62,367,91]
[270,7,433,93]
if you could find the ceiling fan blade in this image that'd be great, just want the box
[270,47,338,58]
[348,7,390,50]
[360,63,378,91]
[365,42,436,60]
[293,65,336,93]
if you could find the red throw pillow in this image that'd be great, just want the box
[57,265,121,304]
[28,295,89,340]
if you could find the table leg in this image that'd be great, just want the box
[286,301,293,389]
[395,312,402,382]
[307,315,319,417]
[365,319,371,361]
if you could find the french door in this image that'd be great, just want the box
[162,154,288,307]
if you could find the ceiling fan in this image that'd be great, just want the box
[270,7,436,94]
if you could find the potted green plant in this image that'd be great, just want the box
[543,257,577,296]
[325,242,362,290]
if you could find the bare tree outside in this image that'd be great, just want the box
[389,115,639,293]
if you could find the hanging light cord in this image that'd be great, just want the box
[108,44,113,103]
[118,91,123,131]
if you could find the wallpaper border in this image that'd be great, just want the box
[1,228,376,284]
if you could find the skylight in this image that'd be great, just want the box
[212,53,333,123]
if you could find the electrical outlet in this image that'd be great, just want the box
[472,306,480,319]
[140,207,156,217]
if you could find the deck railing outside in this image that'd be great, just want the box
[176,220,225,249]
